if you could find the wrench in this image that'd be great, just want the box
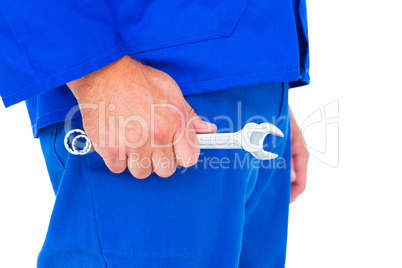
[197,122,283,159]
[64,122,283,160]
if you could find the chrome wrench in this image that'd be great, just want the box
[64,122,283,160]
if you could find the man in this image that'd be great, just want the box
[0,0,309,267]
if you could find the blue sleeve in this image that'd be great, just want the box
[289,0,310,88]
[0,1,127,107]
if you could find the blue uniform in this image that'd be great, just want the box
[0,0,308,266]
[0,0,308,136]
[39,82,291,267]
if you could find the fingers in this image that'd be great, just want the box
[74,57,206,180]
[290,152,308,202]
[151,148,177,178]
[103,156,127,174]
[289,107,309,202]
[290,134,309,202]
[94,100,209,178]
[124,117,178,179]
[126,147,177,179]
[131,101,205,175]
[127,151,153,179]
[168,99,211,167]
[190,116,217,134]
[92,139,128,174]
[173,123,200,167]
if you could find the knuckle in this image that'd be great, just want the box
[187,107,197,118]
[170,109,186,129]
[125,128,142,145]
[156,70,175,83]
[152,122,170,145]
[149,69,177,88]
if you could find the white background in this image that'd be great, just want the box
[1,0,401,267]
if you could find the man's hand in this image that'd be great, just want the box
[290,108,309,202]
[67,55,216,179]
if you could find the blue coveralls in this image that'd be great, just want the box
[38,82,291,267]
[0,0,309,266]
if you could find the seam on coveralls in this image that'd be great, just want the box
[85,155,109,268]
[52,123,65,169]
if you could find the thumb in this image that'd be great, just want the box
[184,99,217,134]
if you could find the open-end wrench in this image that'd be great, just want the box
[65,122,283,160]
[197,122,283,159]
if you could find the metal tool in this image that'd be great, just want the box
[197,122,283,159]
[64,129,93,156]
[64,122,283,160]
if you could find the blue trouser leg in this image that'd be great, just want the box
[38,82,291,268]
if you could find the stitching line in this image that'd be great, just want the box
[85,155,109,268]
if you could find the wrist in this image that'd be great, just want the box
[67,55,129,99]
